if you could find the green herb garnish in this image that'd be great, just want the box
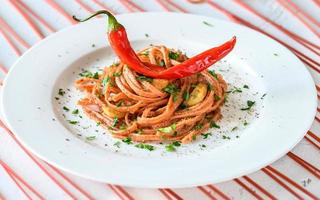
[63,106,69,112]
[244,121,248,126]
[231,127,238,131]
[96,122,101,126]
[112,116,119,127]
[168,51,179,60]
[119,123,126,130]
[113,72,122,77]
[208,70,218,79]
[79,70,99,79]
[165,144,176,152]
[222,135,231,139]
[135,143,155,151]
[203,21,213,27]
[194,123,203,130]
[214,95,221,101]
[183,91,190,101]
[157,123,176,133]
[68,120,78,125]
[243,85,249,89]
[145,33,149,37]
[136,75,153,83]
[102,76,110,93]
[201,132,212,139]
[58,88,65,96]
[72,109,79,114]
[122,137,132,145]
[241,100,255,111]
[86,136,96,141]
[163,84,180,101]
[113,141,121,148]
[116,100,123,107]
[261,93,267,99]
[207,84,213,91]
[210,121,220,128]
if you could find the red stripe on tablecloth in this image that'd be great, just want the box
[242,176,277,200]
[305,136,320,150]
[313,0,320,7]
[92,0,117,14]
[287,152,320,179]
[45,0,76,24]
[48,165,95,200]
[0,121,77,199]
[119,0,145,12]
[197,186,218,200]
[286,0,320,27]
[163,0,188,13]
[265,166,318,199]
[0,63,8,75]
[233,0,320,55]
[206,0,320,73]
[8,0,44,39]
[277,0,320,37]
[15,0,56,32]
[159,189,183,200]
[206,185,230,200]
[0,29,22,56]
[108,185,135,200]
[3,168,33,200]
[155,0,171,11]
[234,178,264,200]
[0,17,30,48]
[0,160,45,200]
[307,131,320,143]
[75,0,95,13]
[262,168,303,199]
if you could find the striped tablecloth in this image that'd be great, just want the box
[0,0,319,199]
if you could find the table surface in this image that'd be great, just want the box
[0,0,319,199]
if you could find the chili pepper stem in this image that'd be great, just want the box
[72,10,122,32]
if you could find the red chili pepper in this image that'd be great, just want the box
[73,11,236,79]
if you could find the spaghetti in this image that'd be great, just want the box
[75,46,227,144]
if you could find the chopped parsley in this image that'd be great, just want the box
[244,121,248,126]
[112,117,119,127]
[116,100,123,107]
[183,91,190,101]
[241,100,255,111]
[145,33,149,37]
[136,75,153,83]
[200,144,206,148]
[113,72,122,77]
[192,135,197,141]
[201,132,212,139]
[135,129,143,134]
[96,122,101,126]
[157,123,176,133]
[165,144,176,152]
[102,76,110,93]
[58,88,65,96]
[86,136,96,141]
[222,135,231,139]
[208,70,218,79]
[231,127,238,131]
[172,141,181,147]
[72,109,79,114]
[178,103,187,110]
[203,21,213,27]
[168,51,179,60]
[135,143,155,151]
[261,93,267,99]
[63,106,69,112]
[163,84,180,101]
[67,120,78,125]
[214,95,221,101]
[79,70,99,79]
[194,123,203,130]
[273,53,278,56]
[113,141,121,148]
[122,137,132,145]
[210,121,220,128]
[119,123,126,130]
[232,86,242,93]
[207,84,213,91]
[55,97,59,100]
[243,85,249,89]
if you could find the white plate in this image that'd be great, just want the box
[2,13,317,188]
